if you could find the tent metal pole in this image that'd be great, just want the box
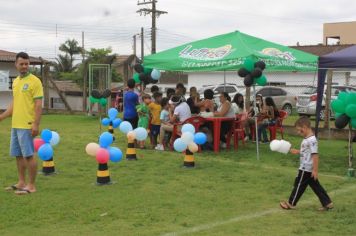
[253,85,260,160]
[223,70,226,92]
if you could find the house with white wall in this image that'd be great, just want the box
[0,50,43,110]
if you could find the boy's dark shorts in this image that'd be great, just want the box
[150,125,160,136]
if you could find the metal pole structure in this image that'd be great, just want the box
[348,123,354,177]
[253,85,260,160]
[133,34,137,55]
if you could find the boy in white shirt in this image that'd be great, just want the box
[280,117,333,211]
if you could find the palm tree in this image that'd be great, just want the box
[59,39,83,64]
[53,54,73,73]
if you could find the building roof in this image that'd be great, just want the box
[50,80,82,93]
[0,50,43,65]
[290,44,355,56]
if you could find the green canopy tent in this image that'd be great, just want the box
[144,30,317,72]
[144,31,318,159]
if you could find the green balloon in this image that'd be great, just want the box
[143,67,153,75]
[335,112,343,118]
[90,96,99,104]
[256,75,267,86]
[338,92,349,103]
[100,98,107,107]
[346,92,356,105]
[243,58,255,72]
[345,104,356,119]
[331,99,346,113]
[133,73,141,84]
[351,118,356,128]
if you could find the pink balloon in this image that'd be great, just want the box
[34,138,45,152]
[96,148,109,164]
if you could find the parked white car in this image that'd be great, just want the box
[296,85,356,120]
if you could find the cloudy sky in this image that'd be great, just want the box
[0,0,355,61]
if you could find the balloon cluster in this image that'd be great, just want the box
[173,124,207,153]
[269,139,291,154]
[34,129,60,161]
[331,92,356,129]
[90,89,111,107]
[238,58,267,87]
[101,108,122,128]
[118,121,148,141]
[133,63,161,85]
[86,132,123,163]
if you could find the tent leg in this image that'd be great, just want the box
[253,85,260,160]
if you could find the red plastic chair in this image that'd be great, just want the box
[268,110,288,141]
[233,113,248,150]
[170,116,206,151]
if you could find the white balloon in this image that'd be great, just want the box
[181,132,194,145]
[50,131,60,146]
[277,140,292,154]
[269,140,281,151]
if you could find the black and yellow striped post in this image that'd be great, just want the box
[183,149,195,168]
[108,122,116,141]
[126,137,137,161]
[42,157,55,175]
[96,163,111,185]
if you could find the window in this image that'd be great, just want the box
[271,88,286,96]
[258,88,271,97]
[51,97,65,109]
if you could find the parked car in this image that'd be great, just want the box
[251,86,296,115]
[198,83,240,98]
[296,85,356,120]
[198,83,241,106]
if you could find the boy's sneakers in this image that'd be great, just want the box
[155,144,164,151]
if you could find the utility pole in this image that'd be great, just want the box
[141,27,144,61]
[133,34,137,55]
[81,31,85,62]
[82,31,87,112]
[137,0,167,54]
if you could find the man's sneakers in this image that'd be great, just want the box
[155,144,164,151]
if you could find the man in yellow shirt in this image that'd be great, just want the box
[0,52,43,195]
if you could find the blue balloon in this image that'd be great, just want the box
[101,118,111,126]
[108,108,118,120]
[41,129,52,143]
[134,127,148,141]
[181,124,195,134]
[151,69,161,80]
[173,138,188,152]
[108,147,123,162]
[38,143,53,161]
[194,132,207,145]
[119,121,133,134]
[50,131,60,146]
[112,118,122,128]
[99,132,113,148]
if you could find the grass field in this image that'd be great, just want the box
[0,115,355,236]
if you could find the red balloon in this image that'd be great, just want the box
[34,138,45,152]
[96,148,109,164]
